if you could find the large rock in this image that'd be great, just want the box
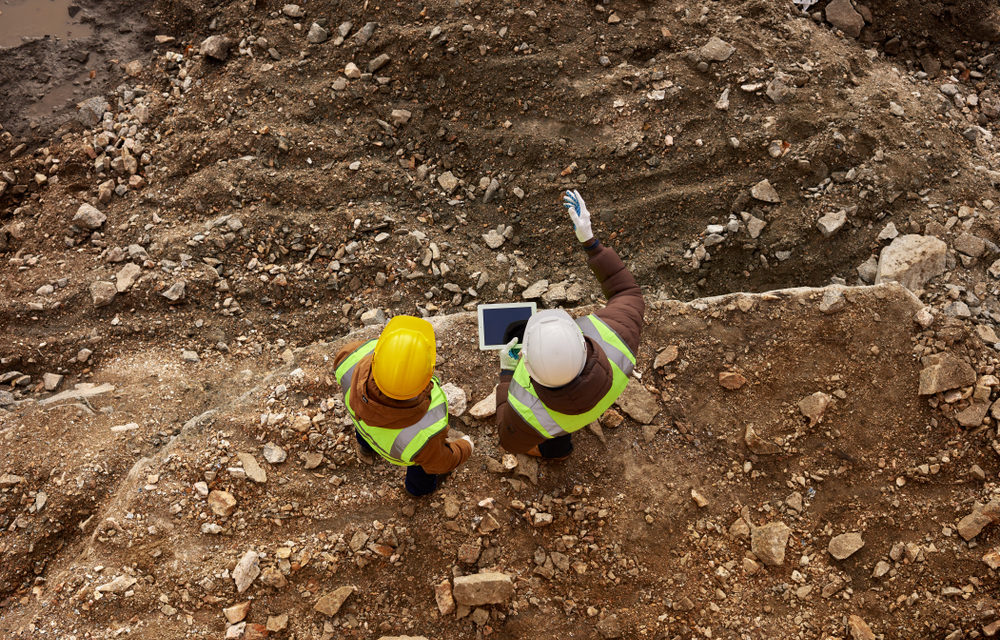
[200,35,232,61]
[73,204,106,230]
[314,586,355,616]
[918,353,976,395]
[90,281,117,307]
[826,0,864,38]
[452,572,513,606]
[828,532,865,559]
[751,521,791,566]
[797,392,832,426]
[615,380,659,424]
[875,235,947,291]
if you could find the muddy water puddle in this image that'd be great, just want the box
[0,0,94,49]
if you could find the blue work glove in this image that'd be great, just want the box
[563,189,594,243]
[500,338,520,372]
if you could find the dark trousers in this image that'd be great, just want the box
[355,430,439,496]
[539,434,573,459]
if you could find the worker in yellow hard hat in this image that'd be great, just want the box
[334,315,473,496]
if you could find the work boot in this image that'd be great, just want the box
[525,445,571,462]
[355,440,375,466]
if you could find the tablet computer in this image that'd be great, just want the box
[477,302,537,350]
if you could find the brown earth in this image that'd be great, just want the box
[1,0,1000,637]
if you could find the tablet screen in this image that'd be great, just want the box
[478,303,537,350]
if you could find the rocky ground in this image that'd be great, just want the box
[2,0,1000,638]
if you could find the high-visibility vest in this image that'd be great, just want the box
[507,314,636,439]
[334,340,449,466]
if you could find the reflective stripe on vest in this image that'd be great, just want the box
[334,341,449,466]
[507,314,636,438]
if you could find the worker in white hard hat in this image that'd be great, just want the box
[496,190,645,460]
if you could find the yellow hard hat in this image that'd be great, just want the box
[372,315,436,400]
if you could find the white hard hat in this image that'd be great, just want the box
[522,309,586,388]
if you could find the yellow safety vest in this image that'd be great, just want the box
[334,341,448,466]
[507,314,636,438]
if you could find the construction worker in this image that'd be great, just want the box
[496,190,644,460]
[334,315,473,496]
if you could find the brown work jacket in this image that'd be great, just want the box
[333,342,471,474]
[496,239,645,453]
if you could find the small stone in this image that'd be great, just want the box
[955,232,987,258]
[766,75,794,103]
[873,560,891,578]
[344,62,362,79]
[90,281,117,308]
[77,96,109,126]
[798,392,832,426]
[238,453,267,483]
[786,492,803,512]
[116,263,142,292]
[653,345,678,369]
[208,490,237,517]
[817,210,847,237]
[181,350,200,363]
[162,280,186,302]
[615,380,659,424]
[435,579,456,615]
[73,203,107,230]
[441,382,467,416]
[266,615,288,632]
[200,35,232,61]
[826,0,864,37]
[224,601,251,624]
[889,101,904,116]
[750,179,780,203]
[691,489,709,508]
[982,548,1000,569]
[282,4,304,17]
[521,279,548,300]
[482,229,505,249]
[361,308,385,326]
[747,216,766,238]
[42,373,63,391]
[848,615,875,640]
[469,387,497,419]
[368,53,390,72]
[596,614,622,639]
[718,371,747,390]
[389,109,411,126]
[452,572,513,606]
[819,289,846,314]
[877,222,899,241]
[698,36,735,62]
[262,442,287,464]
[751,521,791,566]
[437,171,458,193]
[958,500,1000,540]
[303,452,324,469]
[314,586,355,616]
[828,532,865,559]
[641,423,660,443]
[307,23,329,44]
[233,551,261,594]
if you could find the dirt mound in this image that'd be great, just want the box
[1,0,1000,636]
[1,283,997,639]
